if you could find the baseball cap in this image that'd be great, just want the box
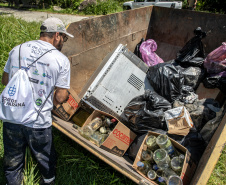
[40,17,74,38]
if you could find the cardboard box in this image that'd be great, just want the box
[52,88,80,121]
[133,131,196,185]
[81,110,137,157]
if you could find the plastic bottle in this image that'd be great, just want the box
[137,161,151,175]
[82,117,103,137]
[156,134,176,157]
[153,149,170,169]
[141,149,154,162]
[147,169,157,181]
[146,135,159,151]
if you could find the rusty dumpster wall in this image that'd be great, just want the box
[148,7,226,62]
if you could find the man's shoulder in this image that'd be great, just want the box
[51,50,69,61]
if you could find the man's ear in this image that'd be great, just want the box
[54,32,61,41]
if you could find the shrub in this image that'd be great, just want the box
[83,0,118,15]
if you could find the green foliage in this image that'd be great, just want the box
[23,148,40,185]
[208,145,226,185]
[53,0,82,10]
[0,16,40,93]
[83,0,120,15]
[196,0,226,14]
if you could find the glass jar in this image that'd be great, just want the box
[146,135,159,151]
[141,149,154,162]
[156,134,176,157]
[153,149,170,169]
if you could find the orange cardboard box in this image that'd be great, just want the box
[52,88,80,121]
[81,110,137,157]
[133,131,196,185]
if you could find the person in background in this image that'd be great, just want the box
[1,17,74,185]
[188,0,197,10]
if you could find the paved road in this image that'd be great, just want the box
[0,7,88,25]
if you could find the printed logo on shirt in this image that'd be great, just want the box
[33,69,39,75]
[32,46,43,55]
[38,89,46,97]
[8,85,16,96]
[2,95,25,107]
[37,62,50,67]
[29,77,39,84]
[12,65,29,71]
[40,81,49,86]
[35,98,42,106]
[42,72,52,79]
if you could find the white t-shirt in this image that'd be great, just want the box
[4,40,71,128]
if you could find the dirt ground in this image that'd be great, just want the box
[0,7,88,25]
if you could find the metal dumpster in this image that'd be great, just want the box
[53,6,226,185]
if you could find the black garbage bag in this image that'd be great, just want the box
[167,59,206,90]
[181,67,206,90]
[200,103,226,144]
[182,128,207,164]
[176,27,206,67]
[134,38,145,60]
[124,90,171,135]
[147,63,186,103]
[203,74,226,94]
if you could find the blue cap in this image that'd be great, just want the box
[153,164,159,171]
[137,161,144,167]
[158,177,165,183]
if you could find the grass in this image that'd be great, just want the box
[0,14,225,185]
[0,1,124,16]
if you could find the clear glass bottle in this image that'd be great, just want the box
[89,131,102,146]
[99,127,107,134]
[137,161,151,175]
[141,149,154,162]
[146,135,159,151]
[153,149,170,169]
[156,134,176,157]
[147,169,157,181]
[82,117,103,137]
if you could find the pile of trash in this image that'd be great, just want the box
[126,27,226,165]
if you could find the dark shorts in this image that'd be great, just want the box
[3,122,57,185]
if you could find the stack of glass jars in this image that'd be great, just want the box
[136,134,184,185]
[79,115,118,146]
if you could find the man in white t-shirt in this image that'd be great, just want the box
[1,17,73,185]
